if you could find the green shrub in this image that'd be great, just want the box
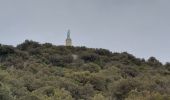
[113,79,140,100]
[80,63,101,72]
[17,40,41,51]
[80,52,99,62]
[0,84,14,100]
[19,95,40,100]
[147,57,162,67]
[0,45,15,56]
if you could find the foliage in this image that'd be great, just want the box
[147,57,162,67]
[0,40,169,100]
[80,63,101,72]
[92,93,108,100]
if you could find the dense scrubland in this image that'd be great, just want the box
[0,40,170,100]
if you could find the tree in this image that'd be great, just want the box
[0,45,15,56]
[164,62,170,71]
[147,57,162,67]
[17,40,41,51]
[95,48,112,56]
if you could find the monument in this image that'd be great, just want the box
[66,30,72,46]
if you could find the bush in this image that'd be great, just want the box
[113,79,140,100]
[68,71,91,85]
[164,62,170,71]
[0,84,14,100]
[89,74,107,91]
[125,90,170,100]
[52,88,73,100]
[49,54,73,67]
[0,45,15,56]
[80,52,99,62]
[78,84,95,100]
[147,57,162,67]
[19,95,40,100]
[0,40,169,100]
[80,63,101,73]
[95,48,112,56]
[32,86,73,100]
[120,66,139,78]
[17,40,41,51]
[92,93,108,100]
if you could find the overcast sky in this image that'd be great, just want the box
[0,0,169,63]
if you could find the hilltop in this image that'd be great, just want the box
[0,40,170,100]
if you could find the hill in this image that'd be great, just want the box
[0,40,170,100]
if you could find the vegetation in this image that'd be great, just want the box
[0,40,170,100]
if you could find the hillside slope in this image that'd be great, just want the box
[0,40,170,100]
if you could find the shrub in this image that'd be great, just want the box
[120,66,139,78]
[17,40,41,51]
[49,54,73,67]
[164,62,170,71]
[113,79,140,100]
[92,93,108,100]
[95,48,112,56]
[80,63,101,73]
[0,84,14,100]
[68,71,91,85]
[80,52,99,62]
[19,95,40,100]
[147,57,162,67]
[0,45,15,56]
[89,74,107,91]
[125,90,170,100]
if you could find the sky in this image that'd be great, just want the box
[0,0,169,63]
